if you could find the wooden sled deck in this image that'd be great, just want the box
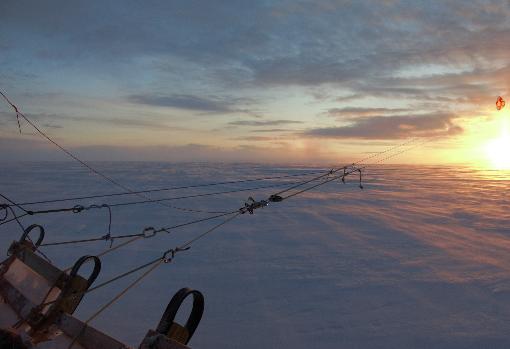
[1,225,203,349]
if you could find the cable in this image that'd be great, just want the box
[351,137,419,166]
[38,211,240,310]
[17,170,327,206]
[33,136,433,326]
[179,212,241,249]
[18,177,319,220]
[32,137,425,247]
[39,210,238,246]
[0,212,29,227]
[67,260,163,349]
[269,137,423,199]
[0,193,30,214]
[279,138,434,201]
[0,90,227,215]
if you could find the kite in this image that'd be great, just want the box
[496,96,505,110]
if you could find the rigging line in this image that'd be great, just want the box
[103,180,305,208]
[0,90,221,215]
[0,193,30,214]
[52,139,436,314]
[39,210,239,246]
[179,212,241,249]
[362,137,436,168]
[280,173,348,201]
[40,212,239,311]
[35,140,421,317]
[40,256,164,310]
[278,139,426,201]
[61,236,144,273]
[271,169,340,197]
[271,137,418,197]
[40,136,435,313]
[156,200,228,214]
[67,261,163,349]
[23,178,311,217]
[0,212,29,227]
[4,205,26,234]
[0,91,135,193]
[352,137,419,166]
[17,170,327,206]
[96,236,142,259]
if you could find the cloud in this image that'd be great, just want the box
[1,111,188,131]
[1,0,509,162]
[327,107,412,118]
[304,113,463,140]
[41,123,63,129]
[0,141,329,164]
[250,128,297,133]
[128,94,244,113]
[228,120,303,127]
[229,136,284,141]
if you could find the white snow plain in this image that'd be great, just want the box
[1,162,510,349]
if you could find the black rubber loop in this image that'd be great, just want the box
[69,255,102,289]
[20,224,45,247]
[156,287,204,344]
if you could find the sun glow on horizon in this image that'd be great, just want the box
[485,127,510,170]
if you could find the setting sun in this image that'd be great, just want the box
[486,131,510,170]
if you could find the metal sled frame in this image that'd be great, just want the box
[0,226,192,349]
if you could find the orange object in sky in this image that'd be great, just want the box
[496,96,505,110]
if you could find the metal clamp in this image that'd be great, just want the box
[240,197,268,214]
[269,194,283,203]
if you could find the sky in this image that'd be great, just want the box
[1,0,509,165]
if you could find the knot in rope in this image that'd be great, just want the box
[72,205,85,213]
[162,246,191,263]
[143,227,157,238]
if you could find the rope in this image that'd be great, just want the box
[61,236,143,273]
[39,210,238,246]
[40,211,240,311]
[351,137,419,166]
[21,180,300,218]
[18,170,327,206]
[178,212,241,249]
[4,205,26,234]
[26,138,424,248]
[34,136,432,330]
[271,137,422,198]
[278,139,433,201]
[0,212,29,227]
[0,193,30,214]
[67,260,163,349]
[0,90,228,215]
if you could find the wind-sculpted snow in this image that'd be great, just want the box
[1,162,509,348]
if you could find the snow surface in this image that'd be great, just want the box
[1,162,510,349]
